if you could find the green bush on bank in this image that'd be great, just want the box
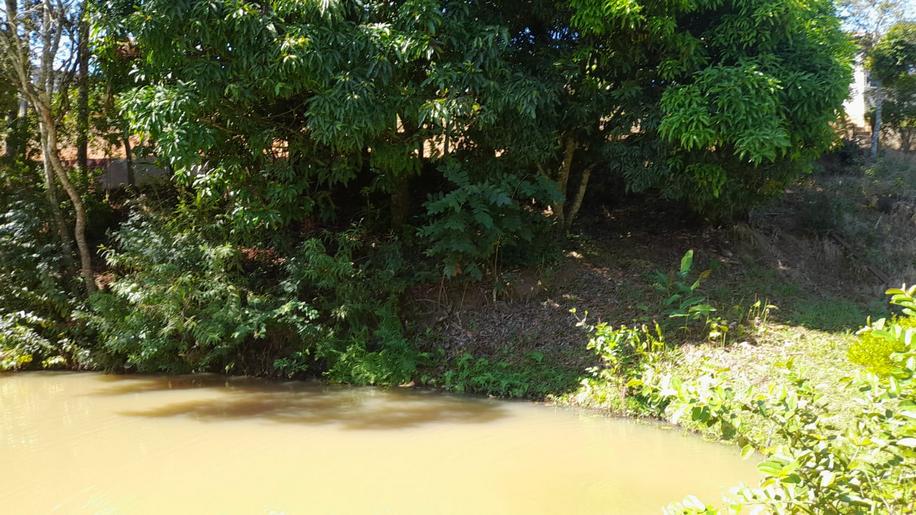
[437,350,580,399]
[87,209,418,383]
[0,165,91,371]
[576,285,915,513]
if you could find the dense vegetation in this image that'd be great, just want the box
[571,255,915,513]
[0,0,854,375]
[869,20,916,152]
[1,0,914,512]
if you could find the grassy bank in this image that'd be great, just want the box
[415,151,915,407]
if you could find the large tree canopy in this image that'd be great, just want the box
[571,0,853,215]
[120,0,542,239]
[118,0,851,234]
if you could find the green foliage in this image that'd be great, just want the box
[848,317,914,375]
[3,0,862,386]
[0,164,90,371]
[419,161,558,280]
[88,209,417,383]
[88,211,311,374]
[117,0,526,236]
[440,350,578,398]
[869,22,916,152]
[869,22,916,89]
[653,250,716,326]
[652,250,745,343]
[573,318,670,413]
[282,230,417,385]
[652,286,916,513]
[572,0,853,218]
[850,286,916,375]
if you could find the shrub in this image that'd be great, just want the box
[0,165,90,371]
[572,317,670,413]
[657,286,916,513]
[418,161,558,281]
[89,210,418,383]
[652,250,716,329]
[652,250,745,344]
[870,22,916,154]
[282,230,418,385]
[88,211,314,374]
[440,350,578,399]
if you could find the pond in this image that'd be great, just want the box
[0,372,756,514]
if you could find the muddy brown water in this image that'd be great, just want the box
[0,372,756,514]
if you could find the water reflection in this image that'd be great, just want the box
[1,372,758,515]
[94,374,508,430]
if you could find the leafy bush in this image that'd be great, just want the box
[88,211,312,374]
[653,250,716,327]
[572,0,852,219]
[569,281,914,512]
[0,165,90,371]
[870,21,916,153]
[652,250,746,343]
[654,286,916,513]
[571,318,670,413]
[282,231,418,385]
[89,210,418,383]
[418,161,558,280]
[440,350,578,399]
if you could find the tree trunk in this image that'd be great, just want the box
[39,127,75,270]
[565,165,593,232]
[38,108,95,293]
[123,134,135,186]
[3,97,27,161]
[554,137,577,227]
[390,177,409,228]
[76,5,90,174]
[4,0,93,292]
[871,79,882,160]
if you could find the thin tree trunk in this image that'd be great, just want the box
[391,174,409,228]
[554,136,576,227]
[38,108,95,293]
[4,0,92,292]
[123,134,134,186]
[39,125,75,271]
[565,165,594,232]
[871,79,882,160]
[76,5,90,173]
[3,97,27,161]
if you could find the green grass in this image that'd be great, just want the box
[781,298,868,331]
[425,349,583,399]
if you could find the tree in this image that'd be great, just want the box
[0,0,96,293]
[76,1,89,173]
[471,2,651,231]
[840,0,909,158]
[840,0,907,40]
[540,0,854,219]
[0,75,22,160]
[869,21,916,152]
[117,1,528,232]
[106,0,855,280]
